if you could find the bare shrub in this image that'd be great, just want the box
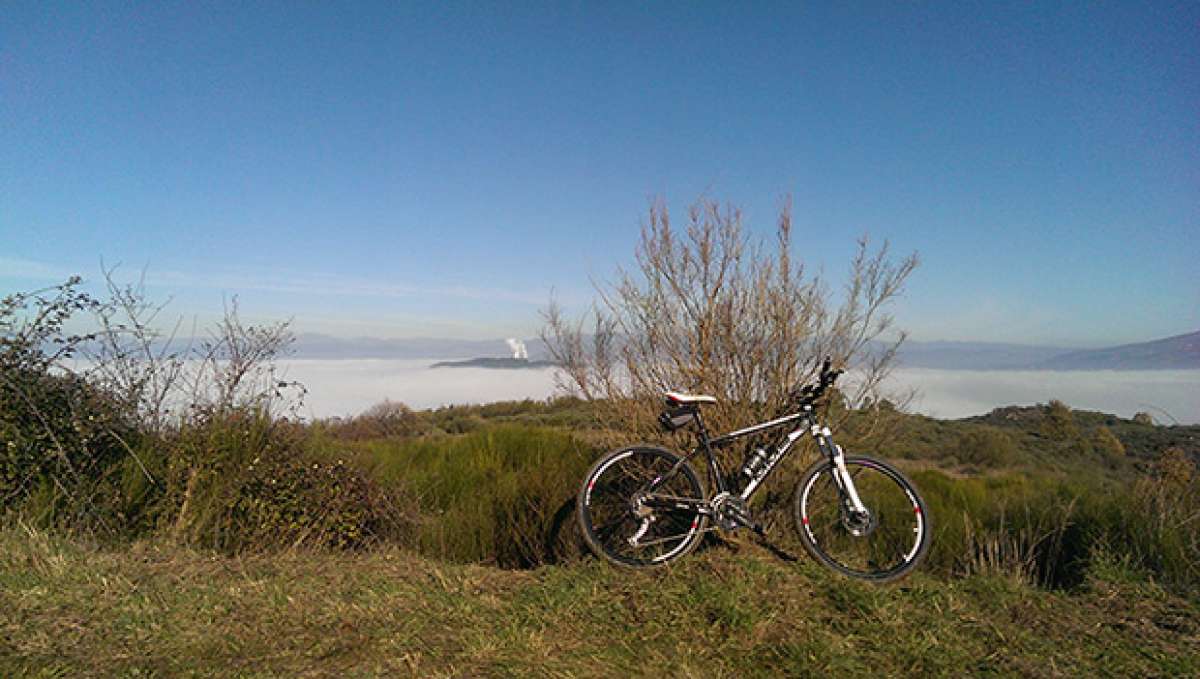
[81,268,305,428]
[180,300,303,419]
[542,196,918,438]
[83,268,189,434]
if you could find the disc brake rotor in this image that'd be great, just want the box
[842,505,878,537]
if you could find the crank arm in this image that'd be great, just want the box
[630,526,719,548]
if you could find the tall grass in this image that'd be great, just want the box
[336,424,596,567]
[1097,448,1199,587]
[907,460,1199,591]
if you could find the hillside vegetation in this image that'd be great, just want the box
[4,389,1199,675]
[3,278,1198,675]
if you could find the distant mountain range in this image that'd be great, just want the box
[288,331,1200,371]
[886,340,1072,370]
[430,357,557,370]
[1034,331,1200,370]
[289,334,552,361]
[882,332,1200,370]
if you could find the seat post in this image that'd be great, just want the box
[693,408,710,442]
[692,408,729,494]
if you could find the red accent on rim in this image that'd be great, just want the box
[802,516,810,525]
[914,506,921,514]
[587,480,595,491]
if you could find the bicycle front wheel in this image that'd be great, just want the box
[577,446,707,567]
[793,455,930,582]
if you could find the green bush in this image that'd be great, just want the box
[1091,426,1125,463]
[903,461,1200,592]
[1,370,132,520]
[1,278,147,532]
[234,456,406,550]
[958,427,1020,469]
[163,411,407,552]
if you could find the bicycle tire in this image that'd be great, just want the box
[793,455,931,582]
[577,446,707,567]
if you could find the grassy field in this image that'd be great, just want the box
[5,355,1199,676]
[2,526,1197,678]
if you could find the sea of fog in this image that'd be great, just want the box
[276,360,1200,425]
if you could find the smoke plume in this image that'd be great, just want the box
[505,338,529,360]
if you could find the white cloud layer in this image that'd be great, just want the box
[279,360,1200,425]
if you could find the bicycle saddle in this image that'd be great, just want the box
[665,391,717,405]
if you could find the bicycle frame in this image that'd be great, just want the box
[641,404,867,517]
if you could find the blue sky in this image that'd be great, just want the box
[2,2,1197,346]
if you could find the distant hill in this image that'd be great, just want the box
[889,332,1200,371]
[430,357,557,370]
[1037,331,1200,371]
[892,340,1071,370]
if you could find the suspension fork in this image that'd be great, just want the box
[813,425,867,514]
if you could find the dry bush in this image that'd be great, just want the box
[80,268,305,429]
[542,196,918,439]
[323,400,428,441]
[83,269,188,434]
[1041,399,1081,440]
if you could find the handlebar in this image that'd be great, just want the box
[789,356,844,407]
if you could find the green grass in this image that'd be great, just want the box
[1,527,1196,678]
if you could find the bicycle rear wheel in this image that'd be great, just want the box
[793,455,930,582]
[577,446,707,567]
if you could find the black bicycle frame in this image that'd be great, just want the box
[642,404,835,515]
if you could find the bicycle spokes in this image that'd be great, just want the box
[579,447,707,566]
[796,457,928,580]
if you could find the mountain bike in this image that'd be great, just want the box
[576,358,931,582]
